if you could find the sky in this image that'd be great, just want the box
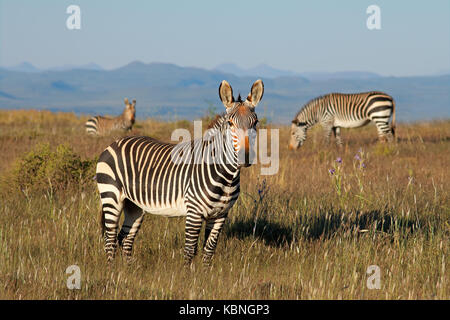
[0,0,449,76]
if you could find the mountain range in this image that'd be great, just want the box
[0,61,448,123]
[4,61,383,81]
[214,63,382,81]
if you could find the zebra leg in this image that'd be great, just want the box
[323,123,333,144]
[101,198,123,262]
[389,127,395,142]
[387,123,395,142]
[118,199,144,263]
[332,127,343,147]
[202,215,227,266]
[374,120,391,143]
[184,211,203,265]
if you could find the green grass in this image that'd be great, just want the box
[0,110,448,299]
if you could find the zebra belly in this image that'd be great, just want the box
[334,118,370,128]
[141,204,187,217]
[136,196,188,217]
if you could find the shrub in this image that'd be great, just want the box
[12,143,96,192]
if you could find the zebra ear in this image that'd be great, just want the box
[124,98,129,105]
[246,79,264,107]
[219,80,235,109]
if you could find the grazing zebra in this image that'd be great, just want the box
[289,91,396,149]
[85,98,136,135]
[96,80,264,265]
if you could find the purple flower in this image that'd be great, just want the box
[258,179,266,198]
[354,154,361,161]
[328,168,336,175]
[360,163,366,169]
[335,157,342,164]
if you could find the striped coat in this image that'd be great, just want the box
[96,80,264,265]
[85,98,136,136]
[289,92,395,149]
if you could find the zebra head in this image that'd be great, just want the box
[218,79,264,167]
[123,98,136,124]
[289,119,307,150]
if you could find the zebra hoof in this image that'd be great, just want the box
[183,257,193,267]
[202,260,213,268]
[202,255,213,267]
[106,256,115,264]
[124,255,135,265]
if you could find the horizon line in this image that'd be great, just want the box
[1,60,449,78]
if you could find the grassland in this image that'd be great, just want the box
[0,109,448,299]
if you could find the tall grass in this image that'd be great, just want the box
[0,110,448,299]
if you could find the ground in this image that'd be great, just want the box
[0,109,448,299]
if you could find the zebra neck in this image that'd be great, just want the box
[306,119,317,128]
[298,98,326,128]
[204,117,241,179]
[297,115,318,129]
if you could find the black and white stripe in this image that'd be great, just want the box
[289,92,396,149]
[85,116,102,135]
[96,80,264,265]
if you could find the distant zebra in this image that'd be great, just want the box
[96,80,264,265]
[85,98,136,135]
[289,92,396,149]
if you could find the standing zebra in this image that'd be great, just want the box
[96,80,264,265]
[85,98,136,136]
[288,92,396,149]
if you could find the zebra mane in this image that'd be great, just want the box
[207,113,227,129]
[294,94,328,120]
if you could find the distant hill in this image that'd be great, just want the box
[0,61,448,123]
[3,62,41,73]
[1,62,104,73]
[298,71,381,81]
[214,63,298,78]
[213,63,381,81]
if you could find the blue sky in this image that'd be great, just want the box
[0,0,449,76]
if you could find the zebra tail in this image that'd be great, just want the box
[391,99,396,138]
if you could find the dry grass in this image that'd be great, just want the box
[0,109,448,299]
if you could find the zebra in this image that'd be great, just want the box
[85,98,136,136]
[288,91,396,149]
[96,79,264,265]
